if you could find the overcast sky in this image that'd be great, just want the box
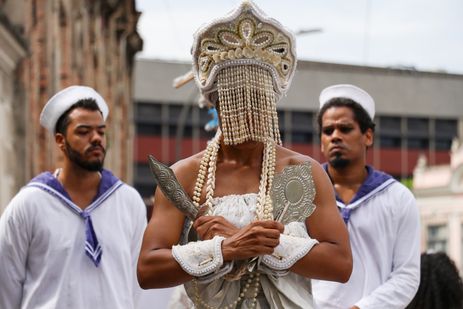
[135,0,463,74]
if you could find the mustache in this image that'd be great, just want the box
[86,145,106,154]
[329,144,346,152]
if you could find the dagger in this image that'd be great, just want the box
[148,155,204,221]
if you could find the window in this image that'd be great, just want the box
[277,110,285,128]
[183,125,194,138]
[136,123,162,135]
[379,136,401,148]
[435,138,453,151]
[379,116,401,135]
[286,111,313,144]
[134,163,157,199]
[169,124,183,137]
[291,131,312,143]
[407,137,429,150]
[277,110,287,141]
[435,119,458,138]
[378,116,402,148]
[427,224,447,252]
[199,107,213,125]
[407,117,429,136]
[168,105,185,124]
[135,102,163,123]
[291,111,313,131]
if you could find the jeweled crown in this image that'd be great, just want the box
[191,0,297,102]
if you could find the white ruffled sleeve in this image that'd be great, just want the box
[262,222,318,271]
[172,235,228,277]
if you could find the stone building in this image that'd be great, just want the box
[0,0,142,214]
[414,138,463,271]
[0,6,27,210]
[133,59,463,200]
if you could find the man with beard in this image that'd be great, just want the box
[0,86,147,309]
[311,84,421,309]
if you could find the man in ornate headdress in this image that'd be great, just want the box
[137,1,352,308]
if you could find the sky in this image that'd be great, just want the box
[135,0,463,74]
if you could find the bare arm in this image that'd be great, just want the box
[137,181,193,289]
[289,160,352,282]
[137,159,285,289]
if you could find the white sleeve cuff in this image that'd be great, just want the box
[262,222,318,271]
[172,236,226,277]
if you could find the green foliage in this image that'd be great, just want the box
[401,177,413,190]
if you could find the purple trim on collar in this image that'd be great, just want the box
[29,169,120,203]
[28,169,121,267]
[351,166,392,204]
[323,164,393,205]
[30,172,72,200]
[95,169,120,202]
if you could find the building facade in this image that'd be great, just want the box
[0,7,27,210]
[414,139,463,271]
[0,0,142,214]
[133,59,463,201]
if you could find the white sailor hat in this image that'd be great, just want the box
[319,84,375,119]
[40,85,109,133]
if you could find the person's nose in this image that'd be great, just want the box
[90,130,103,145]
[330,128,343,143]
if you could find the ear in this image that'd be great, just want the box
[364,128,374,148]
[55,133,66,152]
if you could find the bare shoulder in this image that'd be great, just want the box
[169,151,205,193]
[275,145,323,173]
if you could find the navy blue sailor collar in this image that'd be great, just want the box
[27,169,123,267]
[28,169,122,207]
[323,164,396,223]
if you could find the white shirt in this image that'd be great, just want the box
[0,170,147,309]
[312,168,420,309]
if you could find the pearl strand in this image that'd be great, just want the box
[255,139,276,221]
[193,130,221,208]
[204,138,220,214]
[263,140,276,220]
[255,141,269,220]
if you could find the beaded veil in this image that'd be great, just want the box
[191,0,297,145]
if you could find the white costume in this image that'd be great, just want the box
[312,166,420,309]
[0,169,147,309]
[172,193,317,309]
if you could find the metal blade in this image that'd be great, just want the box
[148,155,198,220]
